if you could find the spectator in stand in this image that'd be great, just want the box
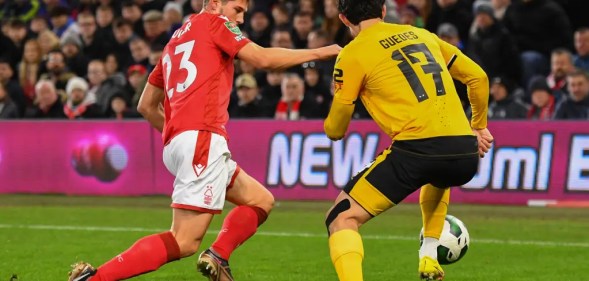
[163,2,183,35]
[554,70,589,119]
[307,29,335,84]
[407,0,432,25]
[271,26,294,49]
[299,0,323,26]
[76,11,110,60]
[437,22,474,116]
[121,0,144,37]
[95,5,115,33]
[37,29,60,59]
[275,73,322,120]
[261,70,284,106]
[109,94,140,119]
[488,76,528,119]
[18,39,43,106]
[0,83,19,119]
[302,61,331,118]
[4,19,30,68]
[60,35,88,77]
[399,4,424,28]
[142,10,169,47]
[467,3,520,83]
[148,44,163,72]
[129,37,150,68]
[503,0,573,86]
[491,0,511,20]
[25,79,66,119]
[573,27,589,73]
[292,12,314,49]
[49,5,77,39]
[111,18,135,71]
[245,10,272,47]
[527,76,557,120]
[104,53,127,87]
[38,0,69,20]
[0,58,27,115]
[29,15,50,37]
[271,3,290,27]
[236,59,266,89]
[271,27,303,75]
[437,22,462,49]
[126,64,148,108]
[384,0,399,23]
[39,50,75,92]
[427,0,473,47]
[229,73,274,118]
[322,0,352,46]
[547,48,575,99]
[63,76,102,119]
[182,0,202,17]
[87,59,126,116]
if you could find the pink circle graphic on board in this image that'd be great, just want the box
[71,135,129,182]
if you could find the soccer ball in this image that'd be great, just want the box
[419,215,470,265]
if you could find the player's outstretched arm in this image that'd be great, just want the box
[137,83,165,133]
[237,42,341,71]
[324,100,355,141]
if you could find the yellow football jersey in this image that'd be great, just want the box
[324,22,489,141]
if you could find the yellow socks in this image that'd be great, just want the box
[329,229,364,281]
[420,184,450,238]
[419,184,450,259]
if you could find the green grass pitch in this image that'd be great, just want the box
[0,195,587,281]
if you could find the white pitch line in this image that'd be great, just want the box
[0,224,587,248]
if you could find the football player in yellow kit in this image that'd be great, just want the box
[323,0,494,280]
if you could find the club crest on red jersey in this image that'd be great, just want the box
[224,21,242,35]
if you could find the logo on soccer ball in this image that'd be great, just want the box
[204,185,214,205]
[224,21,242,35]
[71,135,129,182]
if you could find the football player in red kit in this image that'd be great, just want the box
[67,0,340,281]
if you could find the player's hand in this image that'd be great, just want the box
[317,44,342,60]
[326,133,344,142]
[473,128,494,158]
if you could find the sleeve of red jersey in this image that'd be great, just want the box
[147,59,165,89]
[210,16,251,58]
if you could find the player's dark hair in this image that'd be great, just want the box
[338,0,385,25]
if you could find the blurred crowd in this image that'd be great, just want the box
[0,0,588,121]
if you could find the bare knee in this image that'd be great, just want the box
[328,212,362,235]
[256,190,275,214]
[173,233,203,258]
[325,198,366,235]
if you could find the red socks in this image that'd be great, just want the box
[90,206,267,280]
[211,205,268,260]
[91,231,180,281]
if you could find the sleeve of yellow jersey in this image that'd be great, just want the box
[434,34,490,129]
[324,50,365,140]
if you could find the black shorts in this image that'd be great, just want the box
[343,136,479,216]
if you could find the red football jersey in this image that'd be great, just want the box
[148,13,251,144]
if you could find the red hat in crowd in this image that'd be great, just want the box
[127,64,147,77]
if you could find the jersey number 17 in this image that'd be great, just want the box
[392,43,446,103]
